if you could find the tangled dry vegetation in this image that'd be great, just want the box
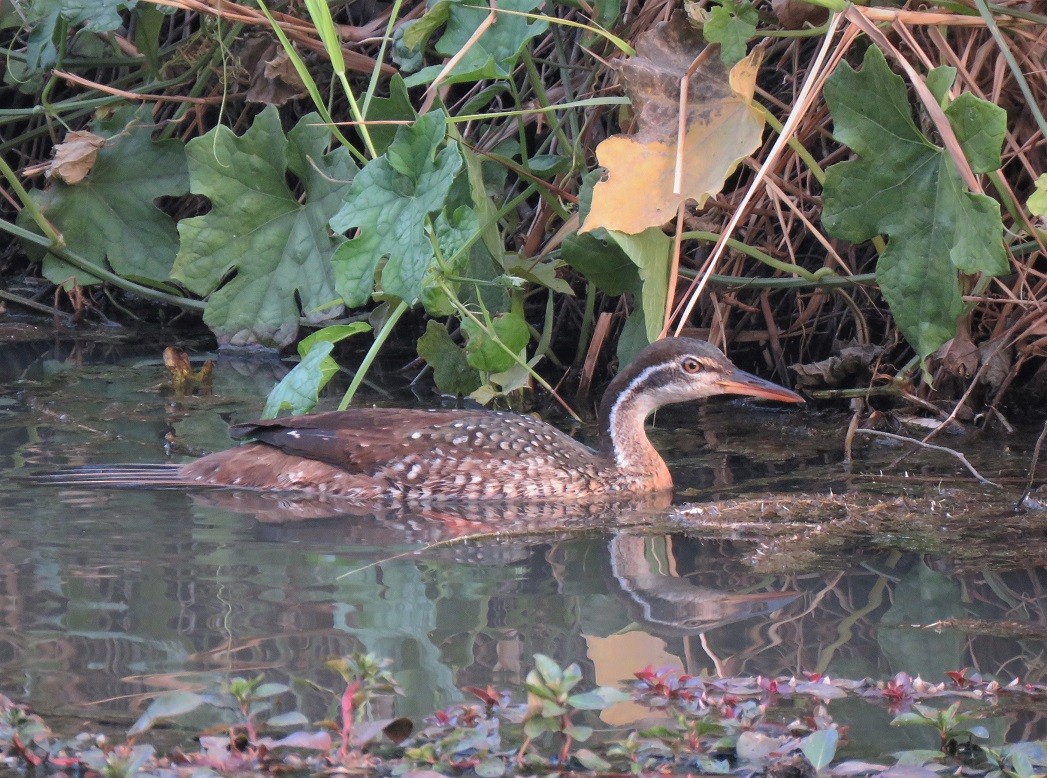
[1,0,1046,425]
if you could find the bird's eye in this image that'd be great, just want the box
[682,357,703,374]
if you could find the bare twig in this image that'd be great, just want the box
[854,428,999,486]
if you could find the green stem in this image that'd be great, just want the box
[0,156,61,243]
[338,300,409,410]
[0,218,207,312]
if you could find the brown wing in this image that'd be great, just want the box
[227,408,600,477]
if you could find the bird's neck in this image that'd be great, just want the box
[598,367,673,490]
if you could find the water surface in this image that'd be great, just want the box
[1,334,1044,756]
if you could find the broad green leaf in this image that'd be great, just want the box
[523,715,557,739]
[1028,174,1047,217]
[330,112,463,306]
[822,46,1007,363]
[800,728,839,770]
[253,682,290,698]
[173,107,356,348]
[416,321,481,395]
[128,691,204,736]
[21,104,188,287]
[703,0,758,66]
[403,0,549,87]
[462,311,529,373]
[262,342,334,418]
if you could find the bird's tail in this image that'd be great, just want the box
[18,464,214,489]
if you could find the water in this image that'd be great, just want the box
[1,334,1045,756]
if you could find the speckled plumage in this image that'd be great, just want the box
[39,338,804,502]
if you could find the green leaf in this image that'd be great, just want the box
[416,321,481,395]
[562,227,672,347]
[403,0,549,87]
[564,724,593,742]
[946,92,1007,174]
[133,4,163,75]
[703,0,758,66]
[532,653,563,686]
[365,75,417,154]
[298,322,372,356]
[173,107,356,348]
[27,0,137,35]
[822,46,1007,363]
[523,715,557,739]
[924,66,956,106]
[800,729,839,770]
[331,112,462,306]
[266,711,310,728]
[474,757,506,777]
[462,311,529,373]
[568,687,631,710]
[1028,174,1047,217]
[262,341,334,418]
[420,205,481,316]
[128,691,204,736]
[20,104,188,287]
[575,749,612,772]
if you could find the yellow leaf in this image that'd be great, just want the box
[581,14,765,235]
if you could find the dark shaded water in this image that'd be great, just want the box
[0,335,1045,756]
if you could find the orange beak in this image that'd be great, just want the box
[716,368,805,404]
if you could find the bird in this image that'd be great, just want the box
[35,337,803,502]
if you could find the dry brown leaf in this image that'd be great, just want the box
[581,13,765,235]
[790,344,883,387]
[48,130,106,184]
[936,334,978,378]
[241,36,307,107]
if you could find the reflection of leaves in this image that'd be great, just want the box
[21,105,188,287]
[879,561,966,680]
[822,47,1007,363]
[581,14,764,235]
[401,0,548,87]
[173,107,355,348]
[330,112,462,306]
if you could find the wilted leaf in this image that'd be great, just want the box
[789,344,882,387]
[20,105,188,287]
[48,130,106,184]
[581,13,764,235]
[330,112,462,306]
[173,107,355,348]
[822,46,1007,363]
[241,37,307,106]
